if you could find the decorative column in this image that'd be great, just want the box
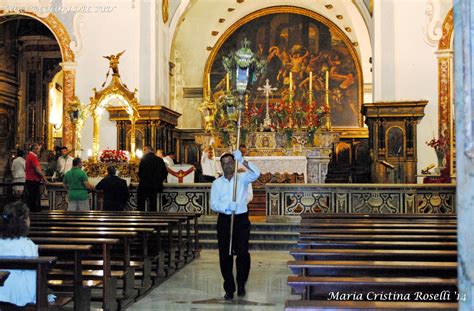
[130,116,137,160]
[92,110,100,163]
[454,1,474,309]
[61,61,77,150]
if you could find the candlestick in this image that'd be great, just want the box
[226,73,230,92]
[309,71,313,92]
[289,72,293,94]
[207,73,211,97]
[325,70,331,130]
[325,70,329,90]
[245,94,248,111]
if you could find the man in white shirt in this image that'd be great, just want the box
[210,150,260,300]
[201,146,218,182]
[56,146,73,180]
[163,151,175,167]
[11,150,26,197]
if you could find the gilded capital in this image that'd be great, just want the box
[60,61,78,71]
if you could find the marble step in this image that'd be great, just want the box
[198,222,300,232]
[199,229,299,241]
[197,222,300,250]
[199,238,298,250]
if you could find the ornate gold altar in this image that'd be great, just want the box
[83,161,138,181]
[89,51,140,162]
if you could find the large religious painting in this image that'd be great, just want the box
[207,7,362,129]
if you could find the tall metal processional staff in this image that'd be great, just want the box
[210,38,264,300]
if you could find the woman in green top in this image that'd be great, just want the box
[63,158,96,211]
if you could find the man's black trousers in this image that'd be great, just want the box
[216,212,251,294]
[137,187,157,211]
[24,181,42,212]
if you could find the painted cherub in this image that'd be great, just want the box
[103,50,125,76]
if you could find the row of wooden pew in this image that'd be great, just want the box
[0,210,201,311]
[286,213,459,310]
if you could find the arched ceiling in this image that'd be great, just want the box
[170,0,372,86]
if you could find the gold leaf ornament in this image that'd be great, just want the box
[162,0,169,23]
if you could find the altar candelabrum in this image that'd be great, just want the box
[198,73,217,133]
[67,96,90,158]
[258,79,277,130]
[325,70,332,130]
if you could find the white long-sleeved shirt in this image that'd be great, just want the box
[210,161,260,215]
[163,156,174,167]
[11,157,26,182]
[57,155,73,176]
[238,162,254,203]
[201,152,218,177]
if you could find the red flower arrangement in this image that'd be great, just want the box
[426,135,448,153]
[99,150,129,163]
[426,135,449,168]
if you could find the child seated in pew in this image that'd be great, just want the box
[0,202,55,307]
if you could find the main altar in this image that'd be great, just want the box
[198,38,340,184]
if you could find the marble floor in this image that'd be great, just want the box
[129,250,299,311]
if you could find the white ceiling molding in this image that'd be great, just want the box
[69,13,85,57]
[422,0,443,47]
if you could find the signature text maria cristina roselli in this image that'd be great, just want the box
[328,290,465,301]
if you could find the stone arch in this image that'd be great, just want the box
[203,6,364,129]
[0,11,76,148]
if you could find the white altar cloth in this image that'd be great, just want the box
[217,156,307,183]
[167,164,195,183]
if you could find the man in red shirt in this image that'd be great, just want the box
[25,143,47,212]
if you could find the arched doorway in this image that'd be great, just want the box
[0,12,76,156]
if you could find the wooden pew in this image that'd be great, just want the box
[299,228,457,235]
[300,213,457,220]
[300,222,457,229]
[288,260,457,277]
[0,256,72,310]
[44,210,202,260]
[287,213,459,310]
[29,230,137,308]
[290,248,457,262]
[33,225,157,292]
[298,233,457,242]
[30,237,119,311]
[297,240,458,250]
[35,212,192,264]
[287,275,457,300]
[0,271,10,286]
[30,218,173,279]
[38,244,94,311]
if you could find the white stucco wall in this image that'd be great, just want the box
[373,0,452,178]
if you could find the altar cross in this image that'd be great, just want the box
[258,79,278,129]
